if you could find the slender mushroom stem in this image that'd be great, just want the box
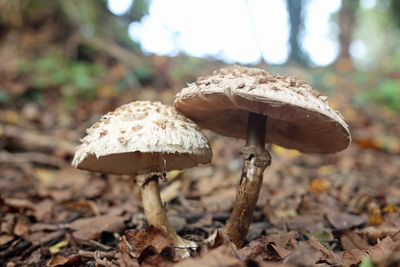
[140,175,197,258]
[223,112,271,248]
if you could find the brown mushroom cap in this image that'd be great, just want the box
[72,101,212,175]
[174,65,351,154]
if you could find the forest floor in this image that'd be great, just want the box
[1,68,400,267]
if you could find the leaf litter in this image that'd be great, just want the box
[1,71,400,266]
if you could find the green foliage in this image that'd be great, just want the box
[359,79,400,112]
[133,65,153,81]
[130,0,150,21]
[360,256,374,267]
[19,53,105,107]
[0,90,11,104]
[307,231,332,247]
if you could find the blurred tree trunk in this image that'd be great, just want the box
[336,1,358,71]
[286,0,309,66]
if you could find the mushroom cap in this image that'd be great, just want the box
[72,101,212,175]
[174,65,351,154]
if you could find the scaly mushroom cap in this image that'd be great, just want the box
[174,65,351,154]
[72,101,212,175]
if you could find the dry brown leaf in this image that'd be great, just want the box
[286,214,326,233]
[0,234,14,246]
[265,231,298,248]
[13,218,30,237]
[238,239,270,260]
[270,243,292,258]
[123,226,174,263]
[4,198,35,210]
[62,200,100,216]
[46,254,83,267]
[125,226,172,255]
[360,226,400,242]
[116,235,140,267]
[342,249,368,267]
[200,187,236,212]
[341,230,370,251]
[367,236,400,263]
[308,236,341,265]
[284,241,322,266]
[326,211,366,230]
[46,255,69,267]
[68,215,126,240]
[175,245,244,267]
[238,232,298,261]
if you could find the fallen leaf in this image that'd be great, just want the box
[14,218,30,237]
[368,206,382,226]
[238,232,298,261]
[265,231,298,248]
[342,249,369,267]
[341,230,370,251]
[270,243,292,258]
[175,245,244,267]
[4,198,35,210]
[238,239,272,261]
[49,240,68,254]
[360,226,400,242]
[62,200,100,216]
[46,255,68,267]
[309,178,331,193]
[68,215,126,240]
[123,226,174,263]
[326,212,366,230]
[367,236,400,263]
[46,254,83,267]
[309,236,341,265]
[0,234,14,246]
[284,241,322,266]
[115,235,139,267]
[382,204,398,213]
[286,214,326,233]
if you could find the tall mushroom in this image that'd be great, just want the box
[72,101,212,258]
[174,65,351,247]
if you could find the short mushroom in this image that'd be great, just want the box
[174,65,351,247]
[72,101,212,258]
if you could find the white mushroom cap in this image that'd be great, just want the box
[72,101,212,175]
[174,65,351,154]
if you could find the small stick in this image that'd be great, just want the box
[78,250,115,259]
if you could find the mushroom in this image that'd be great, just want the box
[174,65,351,247]
[72,101,212,258]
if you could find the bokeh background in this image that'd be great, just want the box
[1,0,400,266]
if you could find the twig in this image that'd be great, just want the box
[79,250,115,259]
[0,240,31,260]
[94,250,118,267]
[88,240,114,251]
[22,230,67,258]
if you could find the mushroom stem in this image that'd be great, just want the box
[224,112,271,248]
[140,175,197,258]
